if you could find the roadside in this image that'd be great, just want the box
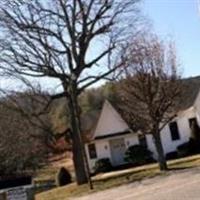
[35,154,200,200]
[72,167,200,200]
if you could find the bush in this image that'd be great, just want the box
[56,167,72,187]
[124,145,154,166]
[94,158,112,174]
[177,142,190,157]
[177,138,200,157]
[188,138,200,154]
[165,151,178,160]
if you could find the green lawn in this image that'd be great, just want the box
[34,167,59,182]
[35,154,200,200]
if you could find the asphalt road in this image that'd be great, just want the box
[72,168,200,200]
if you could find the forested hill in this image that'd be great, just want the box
[50,82,120,140]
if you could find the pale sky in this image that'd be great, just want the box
[143,0,200,77]
[2,0,200,92]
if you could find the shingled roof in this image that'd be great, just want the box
[177,76,200,111]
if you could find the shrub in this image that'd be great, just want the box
[188,138,200,154]
[165,151,178,160]
[56,167,72,187]
[94,158,112,174]
[177,142,190,157]
[124,145,153,166]
[177,138,200,157]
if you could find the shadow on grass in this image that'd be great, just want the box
[168,166,195,171]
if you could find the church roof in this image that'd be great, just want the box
[93,100,131,140]
[176,76,200,111]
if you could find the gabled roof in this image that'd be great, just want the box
[177,76,200,111]
[93,100,130,140]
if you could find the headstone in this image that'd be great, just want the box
[6,187,27,200]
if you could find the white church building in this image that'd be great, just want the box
[85,77,200,172]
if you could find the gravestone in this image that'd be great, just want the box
[6,187,27,200]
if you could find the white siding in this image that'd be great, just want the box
[194,91,200,125]
[161,118,189,154]
[86,133,139,172]
[147,107,197,159]
[194,90,200,114]
[85,144,96,172]
[146,134,157,159]
[85,140,111,173]
[124,134,139,149]
[86,100,200,173]
[161,108,196,155]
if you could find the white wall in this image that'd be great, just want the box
[194,91,200,125]
[86,107,200,172]
[85,139,111,173]
[147,107,197,159]
[146,134,158,159]
[86,133,139,172]
[124,134,139,149]
[162,108,196,154]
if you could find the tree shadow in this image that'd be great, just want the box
[167,166,195,171]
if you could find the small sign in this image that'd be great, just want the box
[6,187,27,200]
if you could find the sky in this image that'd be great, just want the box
[1,0,200,92]
[142,0,200,77]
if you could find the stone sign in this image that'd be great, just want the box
[6,187,27,200]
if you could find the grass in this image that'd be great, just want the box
[33,158,74,185]
[35,154,200,200]
[34,153,73,181]
[36,169,162,200]
[34,167,59,183]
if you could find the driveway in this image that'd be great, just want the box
[72,167,200,200]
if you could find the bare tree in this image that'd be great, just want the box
[0,85,59,147]
[0,0,141,185]
[0,98,50,175]
[119,34,181,171]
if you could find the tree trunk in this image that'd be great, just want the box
[153,129,168,171]
[67,85,88,185]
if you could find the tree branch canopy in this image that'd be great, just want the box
[119,34,182,134]
[0,0,141,95]
[0,0,142,185]
[118,33,181,171]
